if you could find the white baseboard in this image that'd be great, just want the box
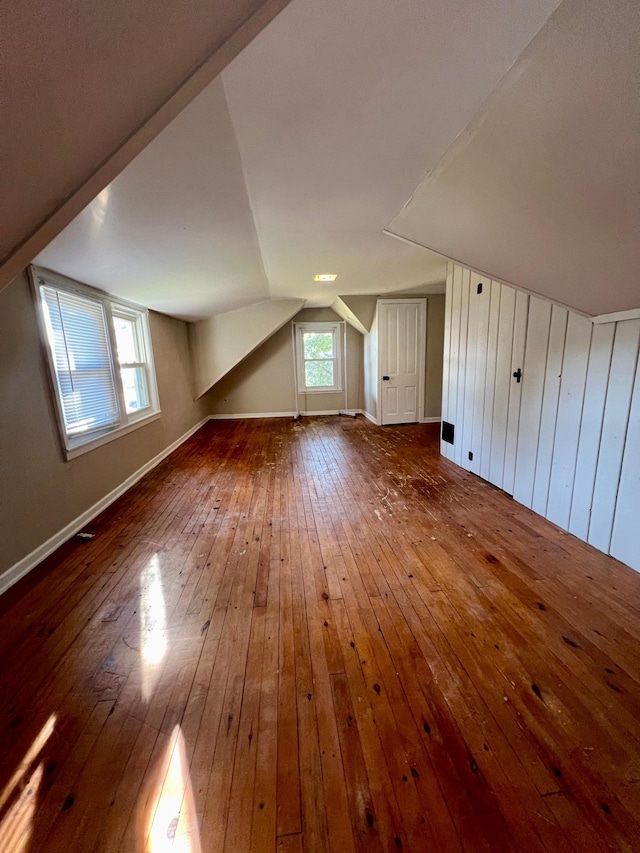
[360,411,440,426]
[0,416,210,598]
[208,411,297,420]
[208,410,359,419]
[298,409,342,417]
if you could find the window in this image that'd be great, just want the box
[294,322,343,393]
[32,267,160,458]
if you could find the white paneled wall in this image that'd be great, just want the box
[441,263,640,573]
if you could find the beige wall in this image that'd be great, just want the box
[0,271,208,577]
[190,297,304,397]
[207,307,364,415]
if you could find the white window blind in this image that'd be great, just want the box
[41,286,120,436]
[33,267,160,458]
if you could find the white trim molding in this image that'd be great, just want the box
[0,416,209,598]
[593,308,640,325]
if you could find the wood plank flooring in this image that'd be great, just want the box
[1,416,640,852]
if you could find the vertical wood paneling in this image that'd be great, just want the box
[546,314,593,530]
[454,269,470,468]
[531,306,568,516]
[610,356,640,570]
[513,297,551,508]
[568,323,615,540]
[588,320,640,554]
[446,266,464,461]
[470,277,490,475]
[480,281,501,482]
[461,271,479,471]
[502,291,528,495]
[441,265,453,458]
[440,263,640,573]
[489,285,516,490]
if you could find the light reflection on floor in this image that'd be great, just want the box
[140,554,168,702]
[140,726,201,853]
[0,714,56,853]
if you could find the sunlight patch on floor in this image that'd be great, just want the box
[0,714,56,852]
[140,553,168,701]
[140,725,201,853]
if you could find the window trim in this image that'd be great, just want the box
[294,321,344,394]
[30,266,161,460]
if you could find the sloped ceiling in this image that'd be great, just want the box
[32,0,562,319]
[0,0,291,290]
[36,82,270,321]
[222,0,562,307]
[389,0,640,315]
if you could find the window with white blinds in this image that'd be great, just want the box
[33,268,159,457]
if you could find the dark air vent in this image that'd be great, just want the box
[441,421,455,445]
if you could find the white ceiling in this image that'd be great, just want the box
[37,82,270,320]
[389,0,640,315]
[36,0,561,319]
[0,0,289,290]
[222,0,561,308]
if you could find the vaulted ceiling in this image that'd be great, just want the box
[388,0,640,316]
[8,0,639,319]
[0,0,290,289]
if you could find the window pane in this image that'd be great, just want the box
[41,286,120,435]
[113,316,138,364]
[305,360,334,387]
[120,367,149,413]
[303,332,333,360]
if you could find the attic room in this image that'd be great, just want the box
[1,0,639,850]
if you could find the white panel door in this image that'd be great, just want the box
[378,299,426,425]
[513,297,552,508]
[502,290,529,495]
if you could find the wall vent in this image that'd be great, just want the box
[442,421,455,444]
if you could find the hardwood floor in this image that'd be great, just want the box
[1,416,640,852]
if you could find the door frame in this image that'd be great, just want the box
[377,297,427,426]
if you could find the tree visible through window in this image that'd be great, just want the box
[295,322,343,393]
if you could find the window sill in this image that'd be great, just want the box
[297,387,344,394]
[65,411,161,460]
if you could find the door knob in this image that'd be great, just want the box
[513,368,522,383]
[382,375,390,381]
